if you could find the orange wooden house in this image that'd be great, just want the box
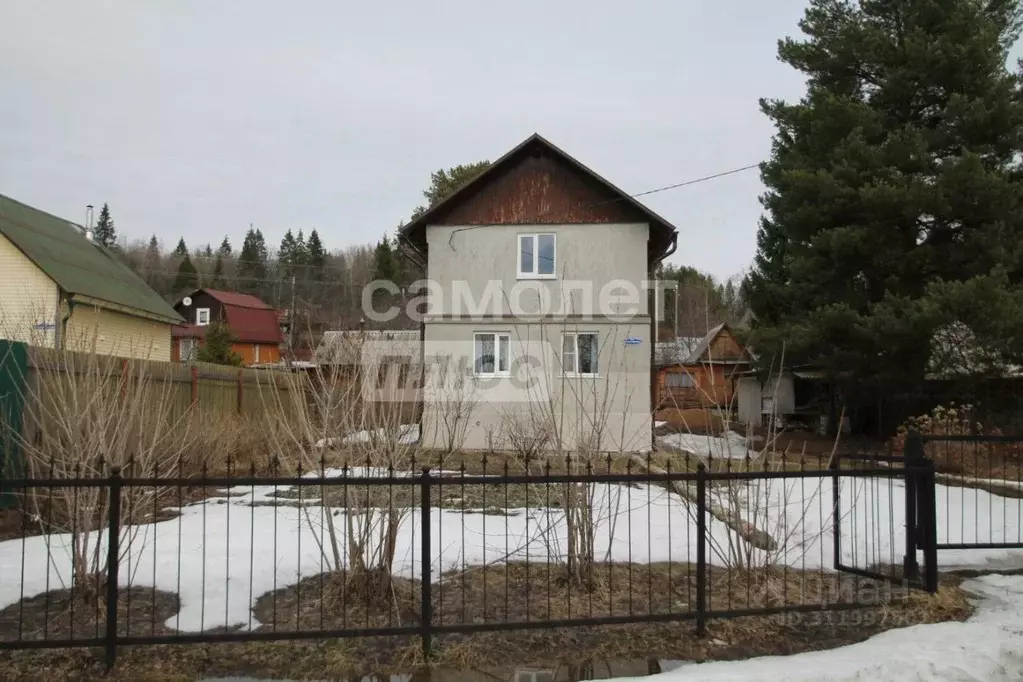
[654,324,751,409]
[171,289,285,366]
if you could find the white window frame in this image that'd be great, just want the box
[562,331,599,377]
[253,344,260,363]
[473,332,511,377]
[179,338,198,362]
[196,308,211,326]
[517,233,557,279]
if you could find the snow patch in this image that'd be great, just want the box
[659,431,749,460]
[622,573,1023,681]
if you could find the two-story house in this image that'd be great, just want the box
[171,288,285,365]
[398,134,678,453]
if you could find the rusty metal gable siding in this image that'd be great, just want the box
[432,153,645,227]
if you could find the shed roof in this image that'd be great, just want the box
[0,194,183,324]
[398,133,678,259]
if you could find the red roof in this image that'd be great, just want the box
[203,289,273,310]
[173,289,284,345]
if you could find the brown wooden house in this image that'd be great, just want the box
[655,323,750,409]
[171,289,285,366]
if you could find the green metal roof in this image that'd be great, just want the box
[0,194,183,324]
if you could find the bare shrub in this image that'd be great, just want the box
[257,334,422,605]
[2,343,196,604]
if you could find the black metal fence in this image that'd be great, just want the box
[0,454,935,668]
[905,431,1023,552]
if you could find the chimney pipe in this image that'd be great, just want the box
[84,205,94,242]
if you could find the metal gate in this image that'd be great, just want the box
[832,446,937,592]
[0,339,28,509]
[907,431,1023,554]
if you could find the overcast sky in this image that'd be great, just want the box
[0,1,811,282]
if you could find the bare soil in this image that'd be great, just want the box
[0,564,972,681]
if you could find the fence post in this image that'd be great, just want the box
[190,366,198,407]
[695,464,707,636]
[831,452,842,570]
[903,430,922,581]
[420,468,432,658]
[236,370,244,415]
[922,457,939,593]
[104,466,122,670]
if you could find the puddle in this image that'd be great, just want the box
[201,659,685,682]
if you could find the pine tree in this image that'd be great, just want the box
[202,243,213,258]
[196,322,243,366]
[173,253,199,295]
[172,238,188,257]
[746,0,1023,425]
[218,236,232,255]
[93,203,117,247]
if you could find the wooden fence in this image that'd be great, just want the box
[18,346,302,428]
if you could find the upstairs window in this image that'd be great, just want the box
[196,308,211,326]
[518,233,556,278]
[474,332,511,377]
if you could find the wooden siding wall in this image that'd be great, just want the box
[434,154,647,226]
[707,332,746,362]
[0,233,59,348]
[657,365,740,409]
[64,303,173,362]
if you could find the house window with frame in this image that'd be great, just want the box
[474,332,511,376]
[666,371,695,388]
[179,338,198,362]
[196,308,211,326]
[562,332,598,376]
[518,233,556,278]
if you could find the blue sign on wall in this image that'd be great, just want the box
[623,337,642,346]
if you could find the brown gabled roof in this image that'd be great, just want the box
[399,133,678,259]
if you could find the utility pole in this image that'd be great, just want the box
[289,274,297,357]
[674,285,679,341]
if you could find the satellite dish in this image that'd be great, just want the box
[182,296,193,307]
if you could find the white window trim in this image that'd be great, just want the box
[517,233,557,280]
[562,331,599,377]
[254,344,260,363]
[473,331,511,377]
[196,308,211,326]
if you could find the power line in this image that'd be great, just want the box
[438,161,761,249]
[138,161,762,270]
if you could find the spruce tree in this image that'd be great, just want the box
[238,227,268,294]
[173,253,199,295]
[218,236,232,255]
[93,203,117,247]
[373,234,398,282]
[196,322,243,366]
[172,237,188,257]
[306,229,326,269]
[746,0,1023,418]
[211,253,226,288]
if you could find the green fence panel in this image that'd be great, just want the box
[0,340,27,509]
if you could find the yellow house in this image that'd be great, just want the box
[0,194,183,360]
